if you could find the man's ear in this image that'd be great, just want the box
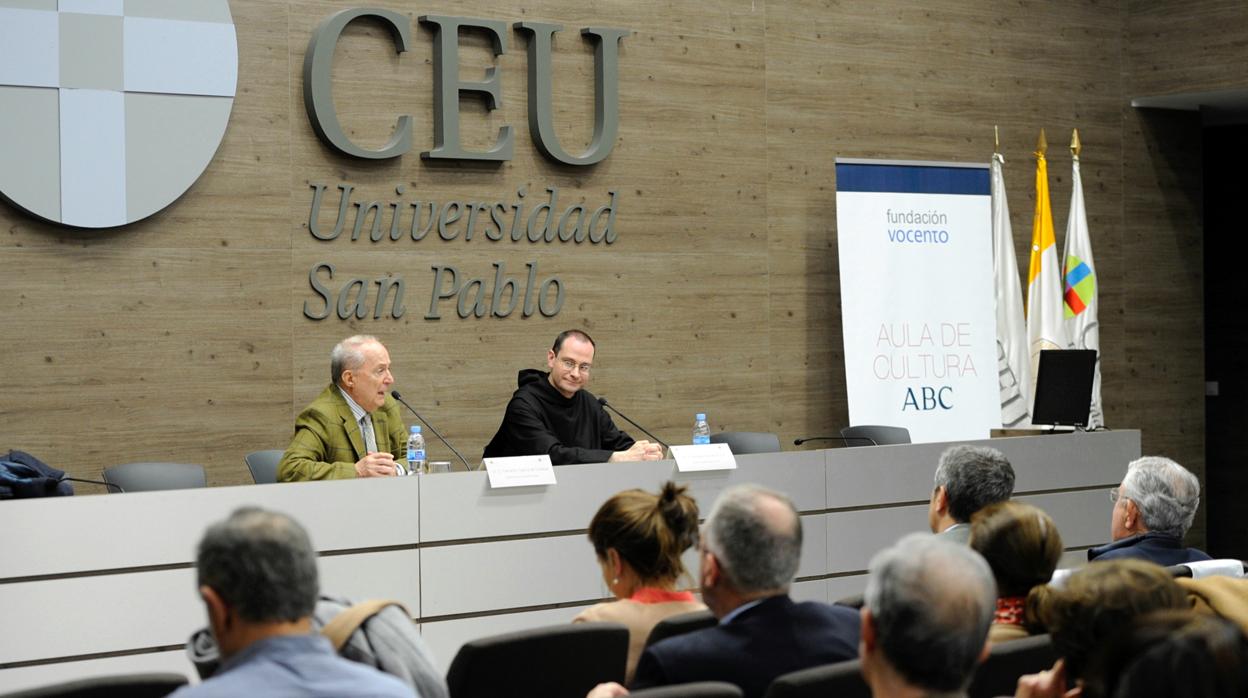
[932,486,949,515]
[201,585,230,634]
[701,550,720,589]
[859,607,876,652]
[1123,499,1140,530]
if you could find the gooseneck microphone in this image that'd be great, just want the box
[598,397,671,451]
[391,390,474,471]
[793,435,879,447]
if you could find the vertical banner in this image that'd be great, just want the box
[835,159,999,443]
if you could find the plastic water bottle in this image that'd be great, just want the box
[692,413,710,445]
[406,425,427,475]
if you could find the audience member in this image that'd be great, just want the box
[575,482,706,682]
[588,484,860,698]
[1087,456,1210,565]
[970,501,1064,644]
[929,445,1016,543]
[170,507,414,697]
[1081,611,1248,698]
[860,533,997,698]
[1019,558,1190,694]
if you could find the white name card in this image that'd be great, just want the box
[483,455,558,488]
[670,443,737,472]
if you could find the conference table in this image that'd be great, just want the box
[0,430,1137,691]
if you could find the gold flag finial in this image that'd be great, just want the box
[1070,128,1082,158]
[1035,128,1047,156]
[994,125,1000,153]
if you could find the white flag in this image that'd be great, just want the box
[991,152,1030,427]
[1026,131,1069,410]
[1062,146,1103,427]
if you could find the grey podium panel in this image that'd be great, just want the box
[419,461,677,542]
[0,477,421,579]
[1016,490,1112,548]
[826,505,931,573]
[419,535,605,617]
[824,431,1139,508]
[0,549,420,666]
[420,604,594,675]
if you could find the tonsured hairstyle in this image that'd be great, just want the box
[970,501,1064,598]
[330,334,380,386]
[1082,611,1248,698]
[196,507,319,623]
[588,481,700,583]
[1025,558,1188,679]
[1120,456,1201,538]
[703,484,802,593]
[865,533,997,693]
[934,444,1016,522]
[551,329,596,354]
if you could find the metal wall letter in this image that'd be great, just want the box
[419,15,513,161]
[304,8,412,159]
[515,23,629,166]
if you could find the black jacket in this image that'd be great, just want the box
[482,369,635,465]
[631,595,861,698]
[1086,532,1211,566]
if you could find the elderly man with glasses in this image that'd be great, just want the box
[1088,456,1211,565]
[483,329,664,465]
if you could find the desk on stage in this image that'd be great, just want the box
[0,431,1137,690]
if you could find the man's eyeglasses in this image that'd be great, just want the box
[1109,487,1124,504]
[559,358,592,374]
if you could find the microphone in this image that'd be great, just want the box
[60,476,125,493]
[598,397,671,451]
[793,435,879,447]
[390,390,474,471]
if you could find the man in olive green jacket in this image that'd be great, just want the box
[278,336,408,481]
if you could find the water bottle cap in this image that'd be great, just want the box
[695,413,706,420]
[411,425,421,433]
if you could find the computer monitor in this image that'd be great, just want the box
[1031,349,1097,427]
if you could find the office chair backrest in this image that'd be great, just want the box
[0,672,188,698]
[644,609,717,648]
[709,432,782,455]
[967,633,1057,698]
[446,622,628,698]
[763,659,868,698]
[101,462,206,493]
[244,449,284,484]
[630,682,744,697]
[840,425,911,447]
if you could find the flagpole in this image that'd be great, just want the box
[994,125,1000,154]
[1036,128,1047,157]
[1070,128,1081,160]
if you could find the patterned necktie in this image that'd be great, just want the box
[360,416,378,453]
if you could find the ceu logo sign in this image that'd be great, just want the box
[0,0,237,229]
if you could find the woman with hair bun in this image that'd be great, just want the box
[574,481,706,682]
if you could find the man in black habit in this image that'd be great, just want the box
[483,330,665,465]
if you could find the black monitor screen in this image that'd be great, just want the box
[1031,349,1097,427]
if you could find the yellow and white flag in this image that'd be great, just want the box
[1026,129,1069,408]
[1062,130,1103,427]
[991,150,1030,427]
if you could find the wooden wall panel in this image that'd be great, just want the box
[0,0,1233,531]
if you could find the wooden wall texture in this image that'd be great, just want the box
[1,1,1242,540]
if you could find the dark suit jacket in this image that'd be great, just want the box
[1087,532,1212,566]
[277,385,407,481]
[630,594,860,698]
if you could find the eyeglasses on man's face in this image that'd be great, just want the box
[559,357,592,374]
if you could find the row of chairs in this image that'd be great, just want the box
[442,609,1053,698]
[97,425,913,493]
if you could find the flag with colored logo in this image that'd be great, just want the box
[1062,134,1103,427]
[1026,130,1069,411]
[991,151,1031,427]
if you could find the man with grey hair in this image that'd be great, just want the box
[860,533,996,698]
[929,445,1015,543]
[594,484,859,698]
[1087,455,1211,565]
[278,335,408,480]
[169,508,413,697]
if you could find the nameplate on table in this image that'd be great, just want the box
[671,443,737,472]
[483,455,557,488]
